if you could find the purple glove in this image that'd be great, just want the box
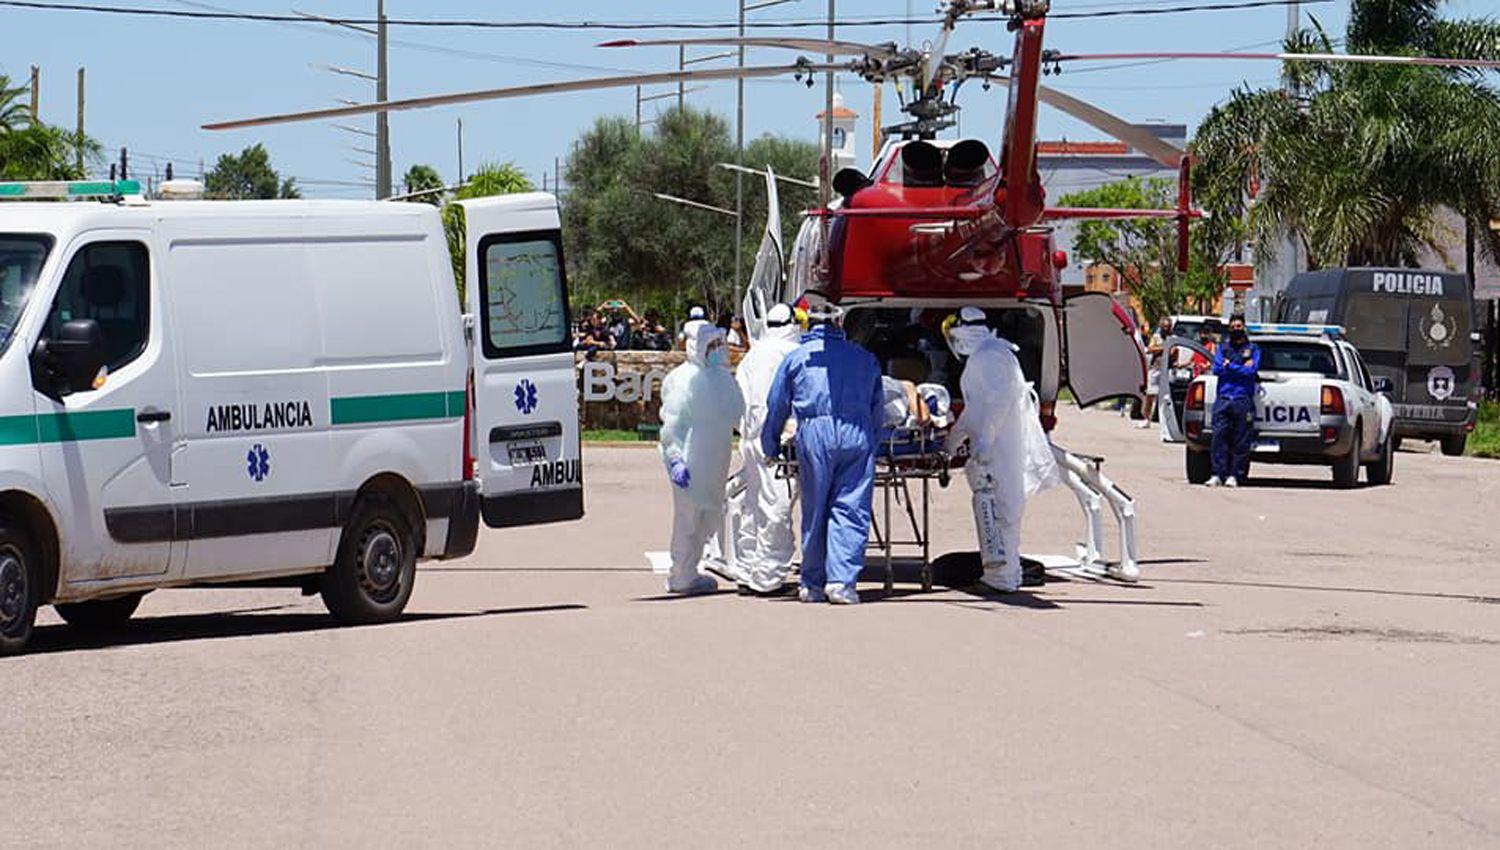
[669,460,691,489]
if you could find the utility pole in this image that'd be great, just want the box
[456,118,464,183]
[679,45,686,111]
[375,0,391,199]
[28,66,39,124]
[635,85,643,134]
[75,68,85,175]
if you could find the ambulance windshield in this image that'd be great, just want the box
[0,235,51,352]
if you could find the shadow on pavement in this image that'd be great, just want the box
[23,604,588,656]
[1239,476,1368,491]
[1151,577,1500,604]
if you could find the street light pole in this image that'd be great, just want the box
[375,0,391,199]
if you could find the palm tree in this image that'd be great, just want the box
[442,162,536,299]
[1193,0,1500,269]
[0,75,31,132]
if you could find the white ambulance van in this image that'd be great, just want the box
[0,181,582,654]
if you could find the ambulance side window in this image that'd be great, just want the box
[45,241,150,372]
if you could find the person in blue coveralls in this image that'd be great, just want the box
[761,305,884,605]
[1209,314,1261,488]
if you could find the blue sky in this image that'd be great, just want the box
[3,0,1484,198]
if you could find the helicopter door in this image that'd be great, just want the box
[462,194,583,528]
[741,167,784,342]
[1062,291,1148,408]
[1157,335,1214,442]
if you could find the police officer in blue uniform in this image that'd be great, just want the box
[1209,314,1261,487]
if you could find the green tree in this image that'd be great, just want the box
[204,144,301,200]
[441,161,535,301]
[0,75,30,132]
[562,106,818,318]
[0,124,100,181]
[1192,0,1500,269]
[1061,176,1239,325]
[402,163,444,205]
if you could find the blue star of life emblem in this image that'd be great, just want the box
[514,379,539,415]
[247,443,271,482]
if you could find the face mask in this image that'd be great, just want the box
[1229,329,1247,345]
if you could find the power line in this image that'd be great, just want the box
[0,0,1335,30]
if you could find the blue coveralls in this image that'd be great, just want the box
[1211,340,1262,480]
[762,326,884,591]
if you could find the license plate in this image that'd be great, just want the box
[507,441,547,465]
[1253,439,1280,453]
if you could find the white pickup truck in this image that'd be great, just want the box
[1181,325,1396,488]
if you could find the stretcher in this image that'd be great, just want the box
[770,425,953,593]
[701,434,1142,591]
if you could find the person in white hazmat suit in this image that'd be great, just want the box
[943,306,1059,592]
[658,322,746,595]
[732,303,803,593]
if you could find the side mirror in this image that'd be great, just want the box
[32,319,107,398]
[1372,377,1394,394]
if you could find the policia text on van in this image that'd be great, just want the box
[1276,267,1477,455]
[0,181,582,655]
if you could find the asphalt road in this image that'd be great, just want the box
[4,409,1498,848]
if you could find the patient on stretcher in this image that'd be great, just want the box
[879,377,952,456]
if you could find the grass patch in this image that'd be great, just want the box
[1468,399,1500,459]
[583,428,647,443]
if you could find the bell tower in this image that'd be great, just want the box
[816,91,859,172]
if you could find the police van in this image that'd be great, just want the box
[1275,267,1476,454]
[0,180,581,654]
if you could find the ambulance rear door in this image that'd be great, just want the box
[1062,291,1148,407]
[462,194,583,527]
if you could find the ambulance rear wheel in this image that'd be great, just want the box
[55,592,145,632]
[323,494,418,625]
[0,519,41,656]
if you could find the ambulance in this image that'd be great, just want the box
[0,180,581,654]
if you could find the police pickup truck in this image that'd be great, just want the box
[1182,324,1395,488]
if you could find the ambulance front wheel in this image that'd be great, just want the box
[0,518,41,656]
[323,494,418,625]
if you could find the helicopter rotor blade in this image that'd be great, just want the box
[601,36,900,60]
[984,75,1186,167]
[1057,51,1500,70]
[204,61,850,131]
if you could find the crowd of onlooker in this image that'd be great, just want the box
[572,303,749,356]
